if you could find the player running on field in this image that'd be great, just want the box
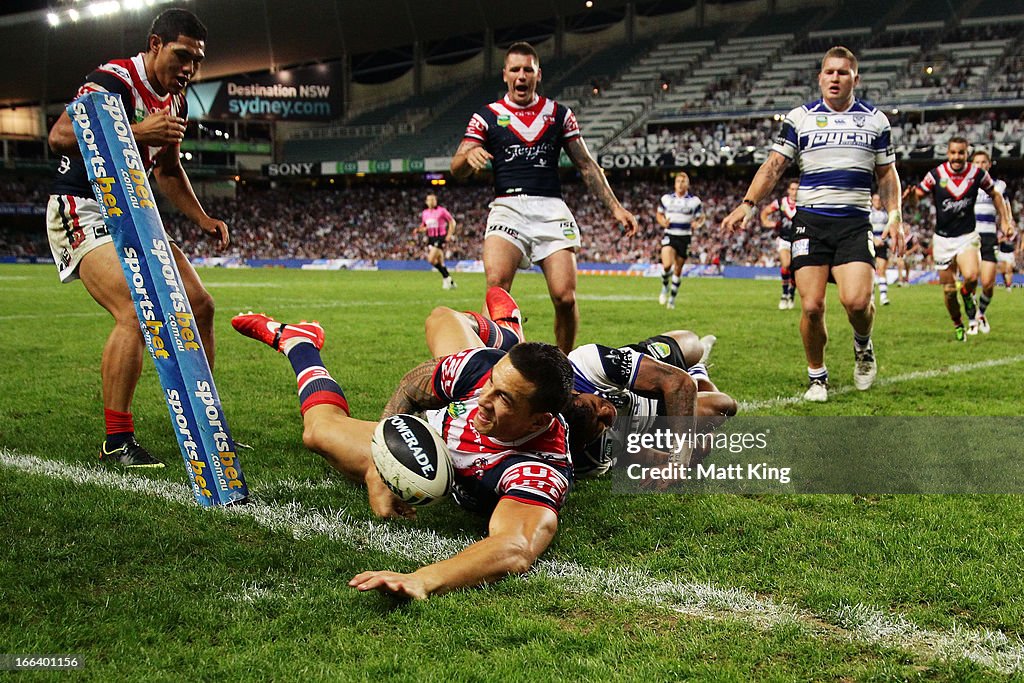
[869,193,892,306]
[655,172,705,310]
[759,179,799,309]
[904,138,1015,340]
[451,41,638,353]
[723,46,904,403]
[970,150,1016,330]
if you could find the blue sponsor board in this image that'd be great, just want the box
[68,92,247,507]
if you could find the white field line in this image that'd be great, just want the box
[739,354,1024,412]
[1,450,1021,673]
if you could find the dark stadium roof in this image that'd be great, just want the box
[4,0,638,107]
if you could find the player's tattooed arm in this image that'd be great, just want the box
[382,360,447,418]
[566,137,619,211]
[723,152,789,230]
[566,137,639,235]
[630,356,697,418]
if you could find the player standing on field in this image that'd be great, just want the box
[417,193,457,290]
[655,172,704,310]
[46,9,229,466]
[723,46,903,403]
[759,179,799,309]
[451,41,638,353]
[869,193,891,306]
[970,150,1015,329]
[904,138,1015,340]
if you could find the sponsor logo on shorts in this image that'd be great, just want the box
[561,221,578,239]
[792,238,810,257]
[649,342,671,359]
[487,224,521,239]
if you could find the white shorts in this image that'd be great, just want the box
[485,196,580,268]
[776,237,792,253]
[932,232,980,271]
[46,194,113,283]
[997,249,1016,265]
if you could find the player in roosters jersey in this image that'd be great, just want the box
[905,138,1015,340]
[759,179,800,309]
[45,9,229,467]
[451,41,639,353]
[231,293,573,600]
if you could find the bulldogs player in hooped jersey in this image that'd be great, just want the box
[451,41,639,353]
[565,331,737,477]
[868,193,891,306]
[724,46,904,403]
[232,302,574,600]
[905,138,1015,340]
[46,9,229,467]
[655,172,705,310]
[759,179,800,309]
[970,150,1016,331]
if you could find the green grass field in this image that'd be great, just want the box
[2,264,1023,680]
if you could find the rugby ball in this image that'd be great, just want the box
[370,414,454,506]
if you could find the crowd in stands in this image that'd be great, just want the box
[607,113,1024,157]
[4,173,1020,269]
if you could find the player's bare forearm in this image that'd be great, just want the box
[382,360,446,418]
[723,152,788,230]
[631,357,697,417]
[875,164,902,213]
[566,138,621,212]
[992,191,1016,236]
[745,153,789,204]
[655,213,669,229]
[408,499,557,597]
[154,156,204,223]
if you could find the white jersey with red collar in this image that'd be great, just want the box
[52,52,187,198]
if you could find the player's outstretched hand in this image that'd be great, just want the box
[133,107,186,147]
[349,571,429,600]
[200,216,230,248]
[614,206,639,237]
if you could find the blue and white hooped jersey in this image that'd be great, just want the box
[771,98,894,218]
[975,177,1005,235]
[657,193,703,237]
[869,207,888,237]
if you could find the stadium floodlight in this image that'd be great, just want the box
[68,8,80,21]
[88,1,122,17]
[47,12,60,26]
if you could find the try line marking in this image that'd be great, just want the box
[739,354,1024,412]
[1,448,1021,673]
